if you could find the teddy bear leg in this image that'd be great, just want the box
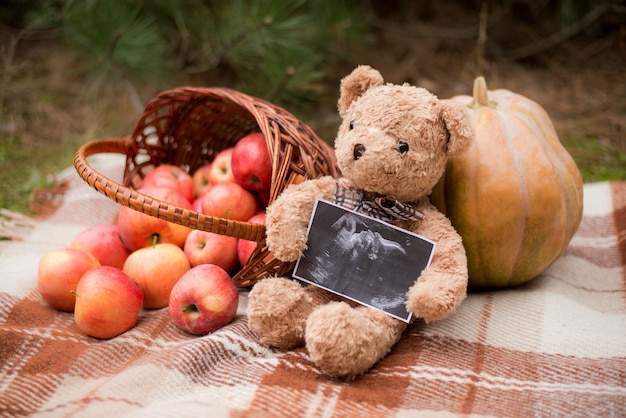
[247,276,333,350]
[305,302,407,379]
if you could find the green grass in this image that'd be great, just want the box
[0,135,81,214]
[1,132,623,216]
[565,136,626,183]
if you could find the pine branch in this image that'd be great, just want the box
[504,2,617,60]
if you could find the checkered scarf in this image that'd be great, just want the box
[334,178,425,223]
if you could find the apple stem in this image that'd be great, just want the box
[151,234,160,247]
[182,304,199,314]
[70,290,78,298]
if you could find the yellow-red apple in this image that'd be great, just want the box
[122,242,191,309]
[73,266,143,339]
[208,148,236,185]
[37,248,101,312]
[192,163,213,198]
[71,224,131,269]
[141,164,194,203]
[184,230,238,272]
[118,186,193,251]
[201,182,258,221]
[231,133,272,192]
[237,213,266,266]
[168,264,239,335]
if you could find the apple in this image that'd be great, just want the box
[71,224,131,269]
[37,248,101,312]
[231,133,272,192]
[117,186,193,251]
[122,242,191,309]
[208,148,236,185]
[168,264,239,335]
[73,266,143,339]
[237,213,266,266]
[191,196,204,212]
[201,182,258,221]
[141,164,194,203]
[184,230,238,272]
[192,163,213,198]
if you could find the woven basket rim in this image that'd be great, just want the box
[74,137,267,242]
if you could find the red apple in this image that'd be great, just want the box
[141,164,194,203]
[71,224,131,269]
[231,133,272,192]
[117,186,193,251]
[37,248,101,312]
[237,213,266,266]
[208,148,236,185]
[201,182,258,221]
[122,243,191,309]
[191,196,204,212]
[184,230,238,272]
[168,264,239,335]
[73,266,143,339]
[192,163,213,198]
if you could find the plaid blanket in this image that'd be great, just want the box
[1,154,625,418]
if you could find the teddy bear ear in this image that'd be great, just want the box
[338,65,384,117]
[439,100,474,156]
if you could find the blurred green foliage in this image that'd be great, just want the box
[22,0,372,107]
[0,0,373,214]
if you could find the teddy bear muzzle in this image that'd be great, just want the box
[353,143,366,160]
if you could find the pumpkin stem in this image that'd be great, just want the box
[472,76,489,107]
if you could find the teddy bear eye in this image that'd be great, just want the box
[349,121,355,130]
[398,141,409,154]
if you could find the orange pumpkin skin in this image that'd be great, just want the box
[431,76,583,290]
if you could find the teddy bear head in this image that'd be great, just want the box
[334,65,473,203]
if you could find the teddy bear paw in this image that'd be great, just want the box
[247,277,316,350]
[269,244,303,263]
[406,272,466,323]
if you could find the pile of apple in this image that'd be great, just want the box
[37,133,272,339]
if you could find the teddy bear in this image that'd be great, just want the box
[247,65,474,379]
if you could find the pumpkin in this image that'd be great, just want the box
[431,76,583,290]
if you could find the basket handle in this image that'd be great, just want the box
[74,138,266,242]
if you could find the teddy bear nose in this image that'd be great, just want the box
[353,144,366,160]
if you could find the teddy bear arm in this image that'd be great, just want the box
[265,176,336,262]
[406,207,468,322]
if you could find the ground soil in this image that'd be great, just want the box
[3,1,625,174]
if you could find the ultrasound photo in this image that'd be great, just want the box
[293,199,436,322]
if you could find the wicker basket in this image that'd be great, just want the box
[74,86,338,287]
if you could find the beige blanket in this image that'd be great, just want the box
[1,154,624,417]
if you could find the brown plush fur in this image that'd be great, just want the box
[247,65,474,379]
